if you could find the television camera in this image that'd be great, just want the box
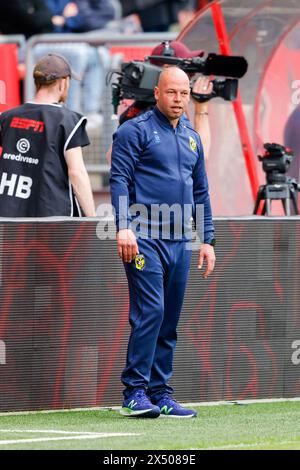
[108,41,248,114]
[254,143,300,216]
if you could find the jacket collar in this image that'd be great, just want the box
[153,106,183,130]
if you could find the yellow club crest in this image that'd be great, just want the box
[189,136,197,152]
[135,254,145,271]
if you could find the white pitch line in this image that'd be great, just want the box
[0,432,140,446]
[0,429,114,435]
[184,397,300,407]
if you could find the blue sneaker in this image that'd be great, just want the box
[120,389,161,418]
[155,394,197,418]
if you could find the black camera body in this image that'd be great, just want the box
[258,143,294,185]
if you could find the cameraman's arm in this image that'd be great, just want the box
[194,101,210,163]
[192,76,213,162]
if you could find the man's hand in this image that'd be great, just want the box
[117,229,139,263]
[198,243,216,279]
[52,15,65,26]
[63,2,79,17]
[192,76,213,101]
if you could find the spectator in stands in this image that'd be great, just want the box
[47,0,115,33]
[0,0,54,38]
[47,1,83,32]
[0,53,96,217]
[119,0,193,32]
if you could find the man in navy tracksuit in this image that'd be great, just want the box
[110,67,215,418]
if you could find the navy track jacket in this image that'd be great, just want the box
[110,106,214,242]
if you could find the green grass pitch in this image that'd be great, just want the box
[0,401,299,450]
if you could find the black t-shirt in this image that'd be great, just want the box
[0,102,89,217]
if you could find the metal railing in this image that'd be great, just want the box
[0,35,26,47]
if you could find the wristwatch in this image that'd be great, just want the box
[205,238,216,247]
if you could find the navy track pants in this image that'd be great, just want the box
[122,238,192,401]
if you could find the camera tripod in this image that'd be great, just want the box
[253,180,299,216]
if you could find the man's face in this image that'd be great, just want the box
[154,69,190,122]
